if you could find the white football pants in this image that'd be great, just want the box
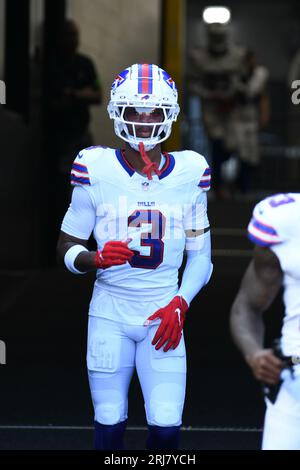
[87,315,187,427]
[262,369,300,450]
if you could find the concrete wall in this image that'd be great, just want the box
[67,0,161,147]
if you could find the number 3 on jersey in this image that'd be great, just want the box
[128,209,166,269]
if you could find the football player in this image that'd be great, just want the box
[57,64,213,450]
[230,193,300,449]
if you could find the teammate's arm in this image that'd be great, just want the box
[230,246,285,384]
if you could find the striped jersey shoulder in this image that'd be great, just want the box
[179,150,211,191]
[247,198,282,247]
[70,146,109,186]
[71,160,90,186]
[198,166,211,191]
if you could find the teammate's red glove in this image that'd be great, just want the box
[94,240,134,269]
[145,296,188,352]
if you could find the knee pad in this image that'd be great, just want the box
[95,401,125,425]
[146,383,184,426]
[91,386,127,425]
[149,402,182,427]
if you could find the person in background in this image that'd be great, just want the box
[190,22,246,199]
[48,19,102,218]
[234,50,270,194]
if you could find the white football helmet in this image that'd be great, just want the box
[107,64,180,151]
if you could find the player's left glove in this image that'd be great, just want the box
[145,296,188,352]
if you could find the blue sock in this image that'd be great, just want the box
[146,425,180,450]
[94,420,127,450]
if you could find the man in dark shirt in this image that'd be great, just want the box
[47,19,102,225]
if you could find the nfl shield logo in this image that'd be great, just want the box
[142,182,149,191]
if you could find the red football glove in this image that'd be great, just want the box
[145,296,189,352]
[94,240,134,269]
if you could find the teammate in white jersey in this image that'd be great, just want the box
[230,193,300,449]
[57,63,213,450]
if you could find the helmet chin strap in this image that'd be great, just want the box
[129,141,156,152]
[138,142,161,180]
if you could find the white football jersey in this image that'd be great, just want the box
[61,146,211,323]
[248,193,300,356]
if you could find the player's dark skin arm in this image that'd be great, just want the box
[56,231,97,272]
[230,246,286,385]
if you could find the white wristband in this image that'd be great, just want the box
[64,244,89,274]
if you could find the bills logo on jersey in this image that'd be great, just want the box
[162,70,177,91]
[111,69,129,90]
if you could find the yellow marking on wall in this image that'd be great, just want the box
[162,0,185,151]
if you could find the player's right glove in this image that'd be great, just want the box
[94,240,134,269]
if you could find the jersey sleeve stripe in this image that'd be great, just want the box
[71,169,90,178]
[198,176,211,189]
[250,217,278,236]
[72,163,89,174]
[198,167,211,190]
[248,219,280,246]
[247,232,277,247]
[70,174,91,185]
[198,180,211,188]
[199,175,211,182]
